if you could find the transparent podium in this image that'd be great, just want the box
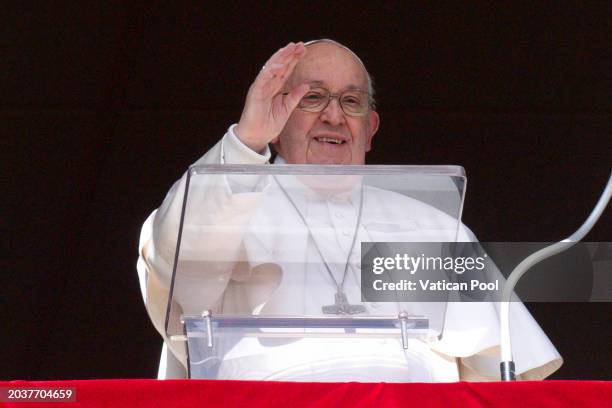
[166,164,466,381]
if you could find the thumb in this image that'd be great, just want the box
[283,83,310,113]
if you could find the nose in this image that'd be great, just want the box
[319,97,346,126]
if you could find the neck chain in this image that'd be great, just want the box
[274,176,366,315]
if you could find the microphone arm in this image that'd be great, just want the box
[499,171,612,381]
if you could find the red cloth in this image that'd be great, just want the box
[1,380,610,408]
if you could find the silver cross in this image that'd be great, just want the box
[322,292,367,315]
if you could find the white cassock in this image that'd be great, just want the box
[137,124,562,381]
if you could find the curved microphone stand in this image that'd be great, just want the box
[499,171,612,381]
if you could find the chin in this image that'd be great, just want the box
[305,152,351,165]
[307,157,347,165]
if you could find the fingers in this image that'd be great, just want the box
[260,62,285,80]
[281,47,304,80]
[283,83,310,112]
[237,42,308,146]
[254,42,306,94]
[265,43,295,66]
[262,43,305,80]
[267,42,305,68]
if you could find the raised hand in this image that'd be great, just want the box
[234,42,310,153]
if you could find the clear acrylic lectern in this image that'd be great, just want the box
[166,164,466,381]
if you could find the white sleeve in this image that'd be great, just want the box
[430,229,563,381]
[220,124,271,164]
[137,125,270,372]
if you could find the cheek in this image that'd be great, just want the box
[277,117,313,161]
[285,116,314,143]
[349,123,371,148]
[282,125,304,151]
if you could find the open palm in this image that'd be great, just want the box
[235,42,310,153]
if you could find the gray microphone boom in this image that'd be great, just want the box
[499,171,612,381]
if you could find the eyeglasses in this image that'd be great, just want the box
[284,87,373,117]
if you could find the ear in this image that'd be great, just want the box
[364,110,380,152]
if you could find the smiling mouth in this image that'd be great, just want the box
[315,137,345,145]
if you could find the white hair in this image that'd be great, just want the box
[304,39,376,109]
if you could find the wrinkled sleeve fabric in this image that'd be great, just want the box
[431,229,563,381]
[137,125,271,374]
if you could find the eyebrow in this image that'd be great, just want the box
[305,80,367,92]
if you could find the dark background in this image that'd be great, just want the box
[3,2,611,380]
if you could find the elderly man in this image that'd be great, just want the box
[234,41,378,165]
[137,40,561,381]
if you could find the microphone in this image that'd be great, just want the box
[499,170,612,381]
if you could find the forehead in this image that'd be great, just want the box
[289,43,368,90]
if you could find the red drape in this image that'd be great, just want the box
[2,379,610,408]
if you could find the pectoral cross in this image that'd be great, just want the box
[322,292,367,315]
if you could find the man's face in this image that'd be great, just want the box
[273,43,380,165]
